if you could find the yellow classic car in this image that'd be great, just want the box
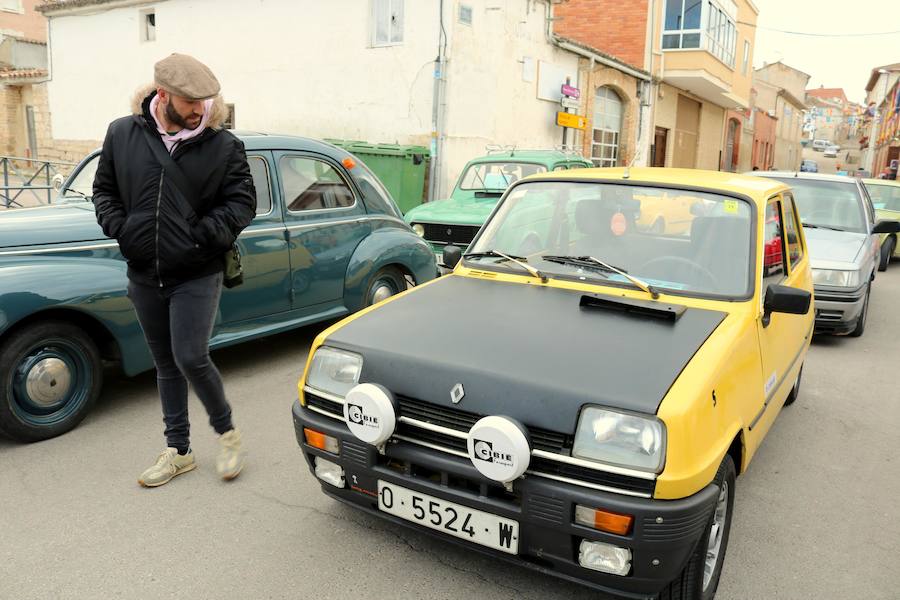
[292,168,814,600]
[862,178,900,271]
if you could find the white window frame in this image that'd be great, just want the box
[371,0,404,47]
[0,0,23,14]
[591,87,623,168]
[140,8,156,43]
[661,0,738,69]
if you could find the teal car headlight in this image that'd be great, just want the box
[811,268,860,288]
[572,407,666,473]
[306,347,362,397]
[412,223,425,237]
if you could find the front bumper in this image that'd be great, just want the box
[293,401,717,599]
[813,284,866,335]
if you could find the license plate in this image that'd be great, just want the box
[377,480,519,554]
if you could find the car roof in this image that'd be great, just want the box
[469,150,589,164]
[526,167,790,199]
[862,178,900,187]
[233,132,353,156]
[752,171,860,184]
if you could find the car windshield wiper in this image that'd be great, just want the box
[464,250,548,282]
[802,223,845,232]
[62,189,90,201]
[542,255,660,299]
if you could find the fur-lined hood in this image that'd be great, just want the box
[130,83,228,130]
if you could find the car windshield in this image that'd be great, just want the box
[60,154,99,202]
[469,181,754,298]
[771,178,865,233]
[458,162,548,191]
[865,183,900,212]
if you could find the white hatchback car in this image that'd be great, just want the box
[824,145,840,158]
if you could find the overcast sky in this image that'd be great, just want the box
[751,0,900,103]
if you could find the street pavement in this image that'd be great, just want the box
[2,270,900,600]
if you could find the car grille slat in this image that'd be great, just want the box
[306,393,343,417]
[529,457,656,495]
[417,223,481,246]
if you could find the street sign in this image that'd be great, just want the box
[561,84,580,99]
[557,112,586,130]
[560,97,580,110]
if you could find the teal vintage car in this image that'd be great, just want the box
[0,134,436,442]
[862,178,900,271]
[404,149,591,258]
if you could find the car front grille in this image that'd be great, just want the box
[397,396,570,454]
[416,223,481,247]
[303,387,655,498]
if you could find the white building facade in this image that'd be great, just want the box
[39,0,590,199]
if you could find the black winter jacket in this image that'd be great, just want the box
[92,92,256,288]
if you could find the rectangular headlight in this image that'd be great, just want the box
[811,268,860,288]
[306,346,362,398]
[572,407,665,473]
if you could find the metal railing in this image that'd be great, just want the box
[1,156,78,209]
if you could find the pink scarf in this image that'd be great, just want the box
[150,94,214,153]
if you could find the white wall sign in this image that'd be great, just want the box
[537,60,578,103]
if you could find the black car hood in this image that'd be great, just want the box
[325,275,725,434]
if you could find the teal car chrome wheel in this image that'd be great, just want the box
[0,321,102,441]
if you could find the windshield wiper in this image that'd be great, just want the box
[802,223,845,232]
[62,189,90,201]
[542,255,660,299]
[464,250,548,282]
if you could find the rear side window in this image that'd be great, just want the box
[781,195,803,267]
[247,156,272,215]
[352,160,403,218]
[281,156,355,212]
[763,200,787,289]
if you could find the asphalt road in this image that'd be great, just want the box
[2,270,900,600]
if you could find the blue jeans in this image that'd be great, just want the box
[128,271,233,452]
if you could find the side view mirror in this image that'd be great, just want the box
[51,173,65,191]
[873,219,900,234]
[442,245,462,269]
[762,284,811,327]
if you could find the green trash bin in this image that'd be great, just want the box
[326,140,430,214]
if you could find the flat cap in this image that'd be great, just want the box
[154,53,220,100]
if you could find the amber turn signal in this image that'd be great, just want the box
[304,427,341,454]
[575,505,634,536]
[342,157,356,170]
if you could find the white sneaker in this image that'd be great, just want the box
[139,448,196,487]
[216,429,244,480]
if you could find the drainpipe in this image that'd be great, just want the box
[427,0,448,202]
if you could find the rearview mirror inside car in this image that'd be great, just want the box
[872,220,900,234]
[442,245,462,269]
[762,284,811,327]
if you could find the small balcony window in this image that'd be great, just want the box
[662,0,738,67]
[663,0,703,49]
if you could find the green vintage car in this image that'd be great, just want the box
[0,134,436,442]
[862,178,900,271]
[404,149,591,258]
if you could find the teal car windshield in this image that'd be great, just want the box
[459,162,548,191]
[865,183,900,211]
[469,181,753,298]
[62,154,100,201]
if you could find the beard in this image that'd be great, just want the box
[165,100,202,130]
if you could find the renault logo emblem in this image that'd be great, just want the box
[450,383,465,404]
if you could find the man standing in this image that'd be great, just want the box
[92,54,256,487]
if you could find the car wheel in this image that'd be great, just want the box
[848,284,870,338]
[783,364,802,406]
[878,237,895,272]
[659,455,736,600]
[365,266,407,307]
[0,321,102,442]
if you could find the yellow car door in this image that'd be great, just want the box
[750,194,812,445]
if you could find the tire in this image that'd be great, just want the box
[783,364,802,406]
[878,237,895,272]
[659,455,736,600]
[364,266,407,307]
[0,320,103,442]
[848,283,870,338]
